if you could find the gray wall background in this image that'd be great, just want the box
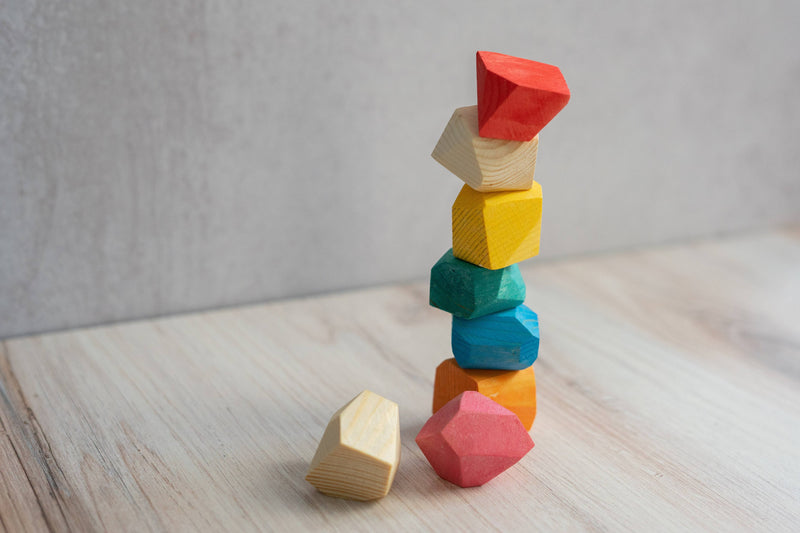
[2,1,799,339]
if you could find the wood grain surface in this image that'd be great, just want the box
[1,228,799,532]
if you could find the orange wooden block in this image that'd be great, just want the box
[433,358,536,430]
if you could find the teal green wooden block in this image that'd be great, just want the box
[429,249,526,319]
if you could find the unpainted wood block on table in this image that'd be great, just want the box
[305,390,401,501]
[431,105,539,192]
[477,50,570,141]
[452,304,540,370]
[433,358,536,430]
[452,183,543,270]
[430,248,526,319]
[416,391,534,488]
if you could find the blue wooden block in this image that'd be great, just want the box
[452,305,539,370]
[430,249,526,319]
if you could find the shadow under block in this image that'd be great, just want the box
[431,105,539,192]
[415,391,534,488]
[433,358,536,430]
[452,305,540,370]
[430,249,525,319]
[477,51,570,142]
[452,183,542,270]
[305,390,401,501]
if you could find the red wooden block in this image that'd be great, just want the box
[415,391,534,487]
[477,51,570,141]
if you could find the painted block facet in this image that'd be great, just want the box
[306,390,401,500]
[477,51,570,141]
[415,391,534,487]
[431,105,539,192]
[433,358,536,430]
[452,305,540,370]
[452,183,543,270]
[430,249,525,319]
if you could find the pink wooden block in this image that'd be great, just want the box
[415,391,534,487]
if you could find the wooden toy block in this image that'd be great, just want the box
[433,358,536,430]
[452,183,542,270]
[452,305,539,370]
[477,51,570,141]
[430,248,525,320]
[415,391,534,487]
[431,105,539,192]
[305,390,400,500]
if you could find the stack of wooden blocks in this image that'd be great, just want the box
[416,51,571,487]
[306,51,570,500]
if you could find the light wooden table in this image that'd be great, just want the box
[2,228,799,532]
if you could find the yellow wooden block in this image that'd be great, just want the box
[431,105,539,192]
[452,183,543,270]
[305,390,400,501]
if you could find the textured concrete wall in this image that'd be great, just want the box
[2,1,799,338]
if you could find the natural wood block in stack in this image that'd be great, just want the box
[432,105,539,192]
